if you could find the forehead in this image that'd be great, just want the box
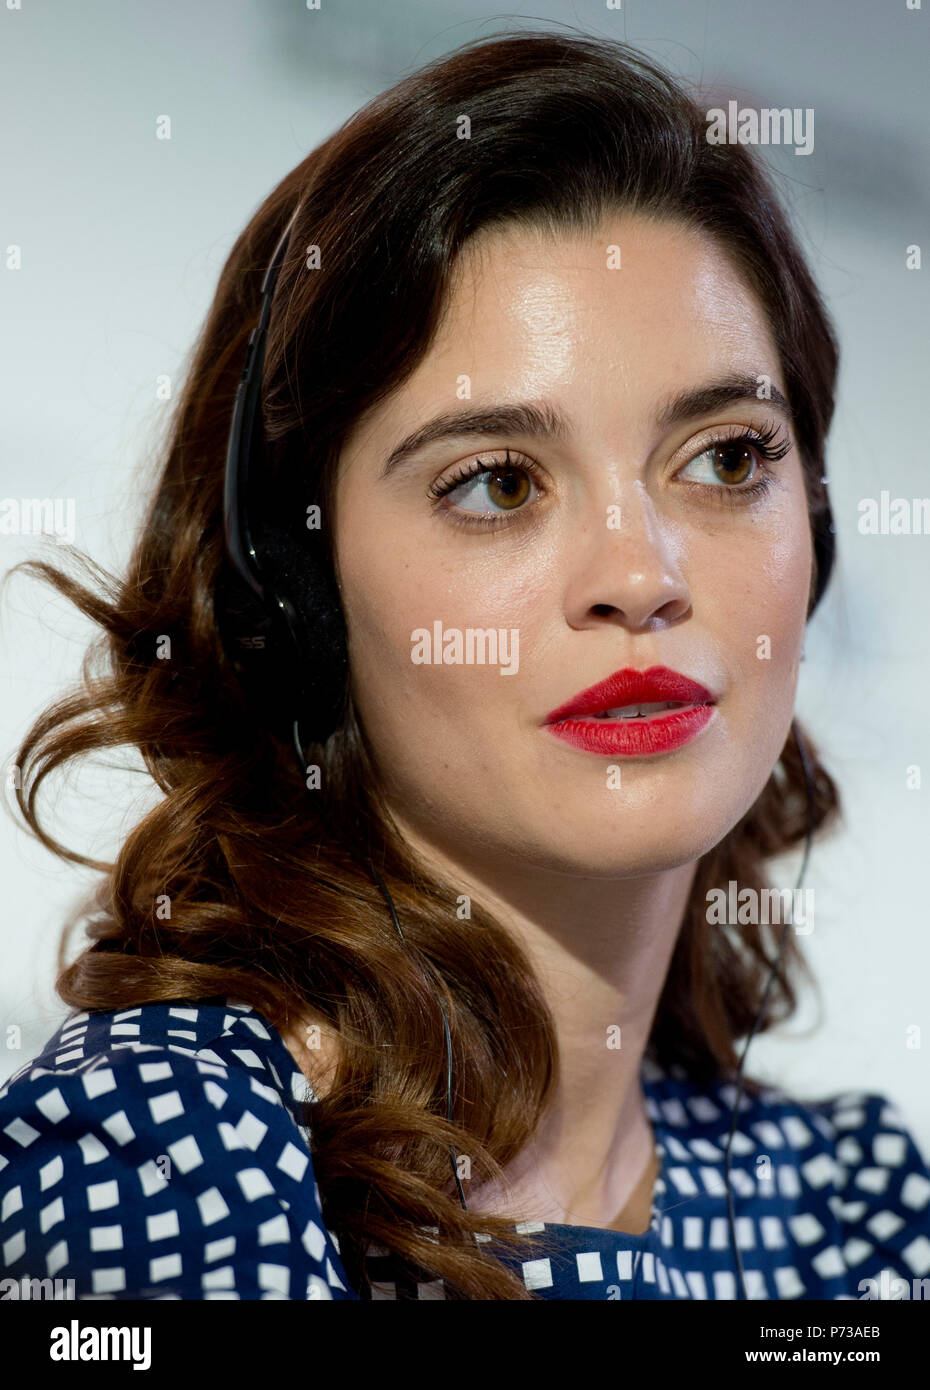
[437,212,777,376]
[341,213,783,464]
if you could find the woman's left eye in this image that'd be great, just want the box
[674,425,791,502]
[679,439,767,489]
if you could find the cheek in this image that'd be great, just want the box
[715,500,812,758]
[694,468,812,646]
[741,500,813,655]
[335,512,547,763]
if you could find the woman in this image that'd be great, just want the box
[1,30,927,1302]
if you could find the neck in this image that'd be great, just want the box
[388,809,697,1229]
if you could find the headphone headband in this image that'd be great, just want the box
[223,209,301,602]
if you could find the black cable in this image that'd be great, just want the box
[291,717,468,1212]
[361,852,468,1213]
[723,717,817,1300]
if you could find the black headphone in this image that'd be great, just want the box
[218,208,349,767]
[218,206,836,1300]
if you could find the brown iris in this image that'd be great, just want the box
[483,465,532,510]
[710,442,754,485]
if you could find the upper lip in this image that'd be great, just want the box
[544,665,717,723]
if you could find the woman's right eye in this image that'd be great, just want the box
[427,450,544,525]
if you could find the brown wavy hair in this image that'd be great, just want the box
[5,30,841,1299]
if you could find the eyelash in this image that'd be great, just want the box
[426,421,791,529]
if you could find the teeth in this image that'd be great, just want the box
[574,702,686,721]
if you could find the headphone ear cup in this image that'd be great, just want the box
[214,561,294,745]
[256,523,349,745]
[216,523,348,748]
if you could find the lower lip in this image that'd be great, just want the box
[544,705,716,756]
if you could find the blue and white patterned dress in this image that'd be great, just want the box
[0,999,928,1300]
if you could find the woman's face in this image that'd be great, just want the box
[331,214,812,878]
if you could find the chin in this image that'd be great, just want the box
[508,822,729,879]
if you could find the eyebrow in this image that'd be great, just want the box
[378,374,793,480]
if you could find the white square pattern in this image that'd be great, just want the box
[0,1000,928,1301]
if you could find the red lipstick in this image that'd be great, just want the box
[543,665,717,757]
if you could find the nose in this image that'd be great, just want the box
[563,482,691,634]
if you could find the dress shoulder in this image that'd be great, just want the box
[807,1087,930,1295]
[0,1000,357,1300]
[645,1060,930,1299]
